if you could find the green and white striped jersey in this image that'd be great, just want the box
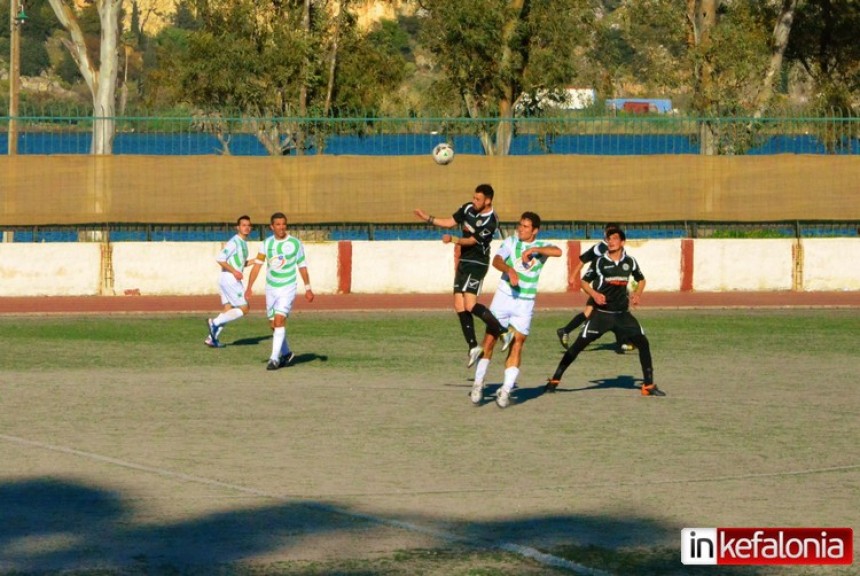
[257,235,307,289]
[217,234,249,272]
[496,236,555,300]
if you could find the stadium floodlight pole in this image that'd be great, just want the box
[8,0,27,155]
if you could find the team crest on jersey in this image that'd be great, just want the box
[270,254,287,269]
[622,263,630,271]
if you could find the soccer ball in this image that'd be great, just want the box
[432,142,455,165]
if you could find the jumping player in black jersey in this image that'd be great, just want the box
[414,184,507,367]
[546,227,664,396]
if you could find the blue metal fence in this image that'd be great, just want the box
[3,221,857,243]
[2,114,858,156]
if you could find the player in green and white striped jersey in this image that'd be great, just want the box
[206,215,253,348]
[246,212,315,370]
[470,212,561,408]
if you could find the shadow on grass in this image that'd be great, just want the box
[0,477,776,576]
[552,374,641,394]
[228,335,273,346]
[468,382,547,408]
[251,353,329,367]
[290,352,329,365]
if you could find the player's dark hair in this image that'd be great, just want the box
[521,211,541,229]
[270,212,287,224]
[604,222,621,231]
[475,183,494,200]
[605,226,626,241]
[237,215,251,225]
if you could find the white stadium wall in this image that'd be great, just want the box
[112,242,342,296]
[801,239,860,291]
[0,244,102,296]
[351,241,455,294]
[1,238,859,297]
[113,242,224,295]
[302,242,341,295]
[623,240,683,292]
[692,239,795,292]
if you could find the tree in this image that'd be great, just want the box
[47,0,122,154]
[785,0,859,151]
[687,0,805,152]
[752,0,801,119]
[178,0,405,155]
[613,0,802,154]
[178,0,316,155]
[419,0,595,155]
[140,1,200,110]
[785,0,860,114]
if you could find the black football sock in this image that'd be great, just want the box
[630,334,653,383]
[471,303,504,337]
[563,311,587,334]
[458,311,478,349]
[552,336,589,380]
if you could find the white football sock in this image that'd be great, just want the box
[271,327,285,360]
[474,358,490,386]
[214,308,244,326]
[502,367,519,393]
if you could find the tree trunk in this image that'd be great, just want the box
[47,0,120,155]
[324,1,344,117]
[495,100,515,157]
[493,0,525,156]
[687,0,718,155]
[296,0,311,156]
[118,44,130,117]
[753,0,799,119]
[92,0,120,155]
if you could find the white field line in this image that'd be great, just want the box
[0,433,610,576]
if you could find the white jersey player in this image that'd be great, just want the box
[206,215,252,348]
[246,212,314,370]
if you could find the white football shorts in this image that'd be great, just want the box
[219,273,248,308]
[489,290,535,336]
[266,284,298,319]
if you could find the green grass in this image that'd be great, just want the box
[2,309,857,370]
[0,309,858,576]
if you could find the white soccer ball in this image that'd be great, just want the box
[432,142,455,165]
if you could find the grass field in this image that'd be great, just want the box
[0,309,858,576]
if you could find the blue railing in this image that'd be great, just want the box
[2,114,858,155]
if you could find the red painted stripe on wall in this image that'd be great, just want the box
[338,241,352,294]
[567,240,581,292]
[680,238,694,292]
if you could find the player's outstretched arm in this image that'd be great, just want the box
[414,208,456,228]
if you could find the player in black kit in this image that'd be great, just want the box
[546,227,664,397]
[414,184,507,367]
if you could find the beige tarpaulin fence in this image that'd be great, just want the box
[1,154,858,225]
